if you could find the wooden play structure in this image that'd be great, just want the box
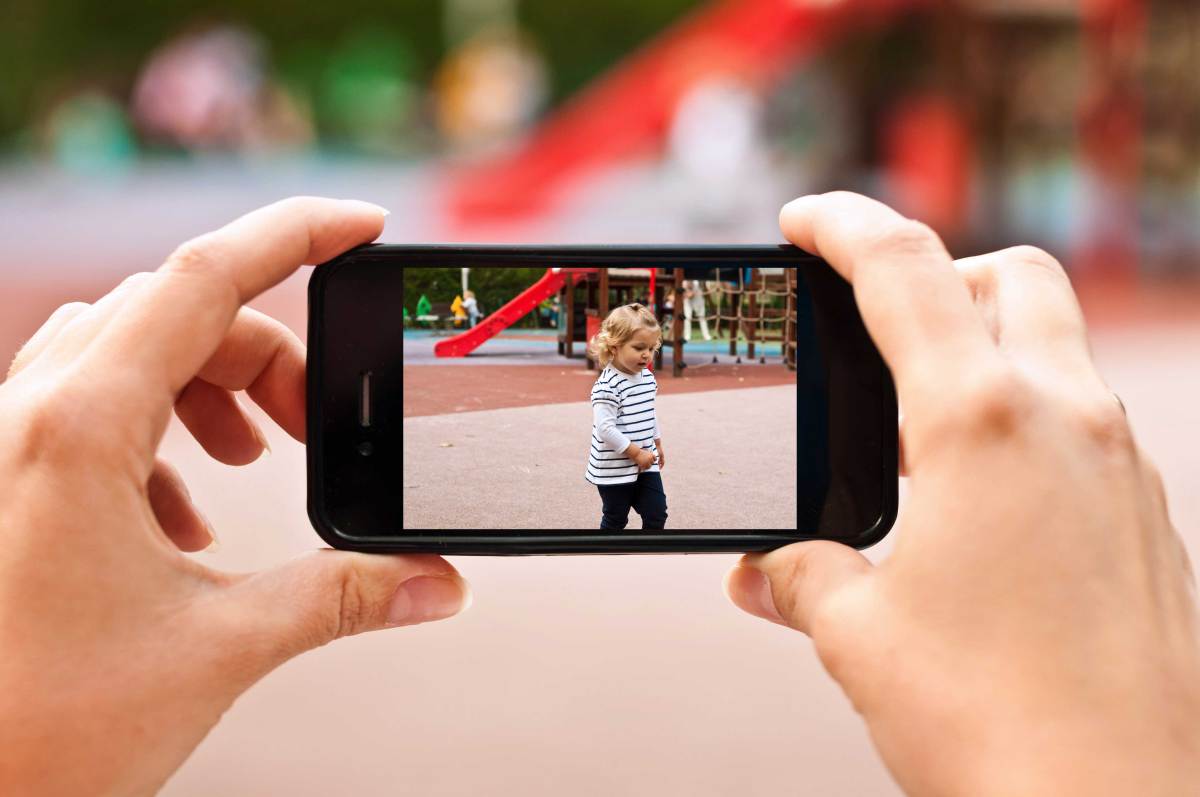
[559,267,801,376]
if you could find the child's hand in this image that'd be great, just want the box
[656,448,665,471]
[633,448,656,472]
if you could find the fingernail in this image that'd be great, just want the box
[202,514,221,553]
[342,199,390,219]
[252,424,272,459]
[723,566,785,625]
[387,575,471,626]
[781,195,815,215]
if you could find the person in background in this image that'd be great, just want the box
[451,294,467,327]
[683,279,712,342]
[463,290,480,328]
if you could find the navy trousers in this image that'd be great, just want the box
[597,472,668,529]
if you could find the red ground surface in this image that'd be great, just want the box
[402,363,798,417]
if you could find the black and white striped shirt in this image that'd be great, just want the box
[586,364,661,486]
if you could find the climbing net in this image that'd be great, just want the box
[669,268,797,349]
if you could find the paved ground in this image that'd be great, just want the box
[403,385,797,529]
[156,318,1200,797]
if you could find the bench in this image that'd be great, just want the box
[416,302,466,329]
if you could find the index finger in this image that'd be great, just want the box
[780,192,999,406]
[80,196,386,466]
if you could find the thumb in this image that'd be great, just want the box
[723,541,871,635]
[213,550,471,676]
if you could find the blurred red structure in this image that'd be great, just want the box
[1077,0,1144,281]
[443,0,924,227]
[445,0,1146,281]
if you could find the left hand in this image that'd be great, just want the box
[656,446,666,470]
[0,197,472,794]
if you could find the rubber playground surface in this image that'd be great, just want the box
[403,329,797,417]
[403,328,798,529]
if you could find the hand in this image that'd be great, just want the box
[655,445,665,471]
[0,197,472,794]
[633,448,656,472]
[724,192,1199,795]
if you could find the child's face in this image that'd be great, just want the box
[614,328,659,373]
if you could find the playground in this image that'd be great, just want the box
[403,266,801,529]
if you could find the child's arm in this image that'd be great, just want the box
[654,418,663,470]
[593,396,632,453]
[593,389,654,471]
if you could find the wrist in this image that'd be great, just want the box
[876,697,1200,797]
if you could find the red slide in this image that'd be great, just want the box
[433,268,594,358]
[445,0,921,226]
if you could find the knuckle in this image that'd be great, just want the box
[9,302,93,377]
[1177,533,1196,586]
[54,300,92,317]
[867,220,944,260]
[955,258,998,304]
[264,315,302,355]
[1143,457,1169,507]
[330,564,370,640]
[1074,395,1133,452]
[954,368,1031,439]
[163,234,239,302]
[165,234,229,280]
[115,271,155,294]
[19,384,90,457]
[1002,245,1067,280]
[276,195,318,215]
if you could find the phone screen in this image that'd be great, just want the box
[309,248,897,552]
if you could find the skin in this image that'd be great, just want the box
[612,328,664,471]
[0,198,471,795]
[724,192,1200,795]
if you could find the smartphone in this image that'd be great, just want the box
[308,246,897,554]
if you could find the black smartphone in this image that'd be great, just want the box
[307,246,897,554]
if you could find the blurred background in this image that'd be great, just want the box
[3,0,1199,794]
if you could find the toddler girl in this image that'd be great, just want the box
[585,304,669,529]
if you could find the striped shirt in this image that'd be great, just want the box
[586,364,661,486]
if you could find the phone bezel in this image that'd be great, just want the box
[308,244,897,554]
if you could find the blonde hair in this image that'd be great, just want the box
[588,303,662,369]
[464,290,475,299]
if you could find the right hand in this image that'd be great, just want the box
[0,197,472,795]
[724,192,1200,795]
[633,448,656,472]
